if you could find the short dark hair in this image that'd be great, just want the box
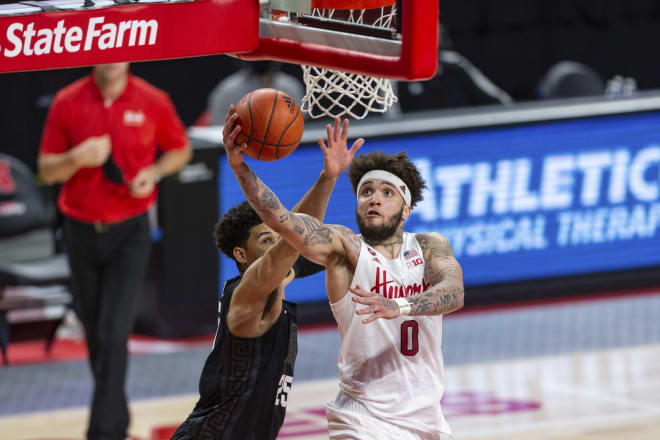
[347,151,426,208]
[214,201,263,260]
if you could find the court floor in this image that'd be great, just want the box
[1,289,659,440]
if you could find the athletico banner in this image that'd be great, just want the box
[219,111,660,303]
[0,0,258,72]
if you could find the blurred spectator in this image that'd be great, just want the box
[605,75,638,99]
[38,62,191,440]
[207,61,305,125]
[537,61,605,99]
[397,23,512,113]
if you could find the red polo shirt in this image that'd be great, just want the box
[40,74,188,223]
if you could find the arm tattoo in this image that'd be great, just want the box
[331,225,361,259]
[408,290,462,316]
[236,164,258,193]
[279,213,289,223]
[413,297,435,314]
[235,163,281,224]
[261,188,280,210]
[305,227,333,246]
[408,233,464,316]
[290,215,307,235]
[415,233,455,261]
[289,214,334,246]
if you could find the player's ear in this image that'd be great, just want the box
[402,204,412,222]
[233,246,248,265]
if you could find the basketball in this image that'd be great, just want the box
[234,88,304,161]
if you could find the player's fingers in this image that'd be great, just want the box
[224,106,235,124]
[223,113,237,138]
[355,306,375,315]
[229,140,247,154]
[317,137,328,151]
[228,125,242,146]
[362,315,379,324]
[341,118,349,143]
[351,295,374,306]
[349,138,365,155]
[349,286,374,297]
[334,117,341,141]
[326,124,334,146]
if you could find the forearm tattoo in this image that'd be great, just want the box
[236,163,258,195]
[408,289,462,316]
[235,162,284,224]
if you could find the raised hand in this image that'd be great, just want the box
[318,117,365,179]
[350,285,400,324]
[222,104,248,169]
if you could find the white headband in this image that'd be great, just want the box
[356,170,411,206]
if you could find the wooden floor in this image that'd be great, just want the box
[1,343,658,440]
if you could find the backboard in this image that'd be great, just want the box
[241,0,439,81]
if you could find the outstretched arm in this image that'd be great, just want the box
[224,110,363,269]
[236,115,351,297]
[350,232,464,324]
[226,112,362,335]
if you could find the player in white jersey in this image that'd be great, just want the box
[223,119,464,439]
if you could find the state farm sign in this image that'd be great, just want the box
[1,17,157,57]
[0,0,259,73]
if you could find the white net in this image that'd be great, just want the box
[300,4,399,119]
[301,66,397,119]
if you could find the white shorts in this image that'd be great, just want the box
[325,391,452,440]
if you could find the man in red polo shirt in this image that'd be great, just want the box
[38,62,191,440]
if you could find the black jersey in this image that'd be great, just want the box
[172,276,298,440]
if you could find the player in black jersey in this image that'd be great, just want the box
[171,112,364,440]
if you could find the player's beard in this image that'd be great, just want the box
[356,206,404,243]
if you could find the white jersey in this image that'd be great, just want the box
[330,232,451,436]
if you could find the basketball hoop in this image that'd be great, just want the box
[265,0,401,119]
[301,65,397,119]
[242,0,438,118]
[300,0,398,119]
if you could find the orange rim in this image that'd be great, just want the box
[311,0,396,10]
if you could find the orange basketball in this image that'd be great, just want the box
[235,88,304,161]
